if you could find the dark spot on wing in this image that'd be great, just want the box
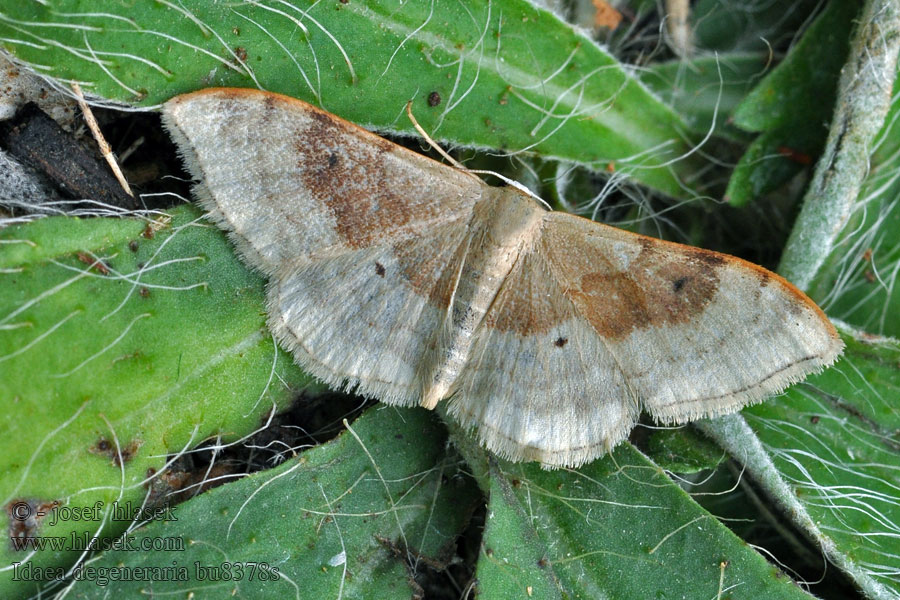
[374,261,385,277]
[554,337,568,347]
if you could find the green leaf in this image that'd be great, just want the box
[59,406,479,598]
[700,324,900,600]
[449,432,814,600]
[0,0,699,198]
[692,0,823,54]
[725,0,858,206]
[641,53,764,143]
[642,426,726,474]
[0,205,316,597]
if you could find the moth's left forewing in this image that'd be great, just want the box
[540,212,844,424]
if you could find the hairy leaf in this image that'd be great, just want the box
[0,0,699,197]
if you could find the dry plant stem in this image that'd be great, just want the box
[778,0,900,291]
[696,412,895,600]
[706,4,900,592]
[665,0,693,57]
[705,4,899,596]
[71,82,133,198]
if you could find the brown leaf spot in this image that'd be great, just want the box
[140,216,172,240]
[7,499,60,550]
[90,438,143,466]
[427,91,441,107]
[144,468,191,507]
[76,252,110,275]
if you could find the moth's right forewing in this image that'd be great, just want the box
[162,88,482,275]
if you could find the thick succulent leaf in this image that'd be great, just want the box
[0,0,700,198]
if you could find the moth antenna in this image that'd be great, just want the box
[405,100,466,170]
[467,169,553,210]
[405,101,553,210]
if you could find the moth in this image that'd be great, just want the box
[163,88,843,468]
